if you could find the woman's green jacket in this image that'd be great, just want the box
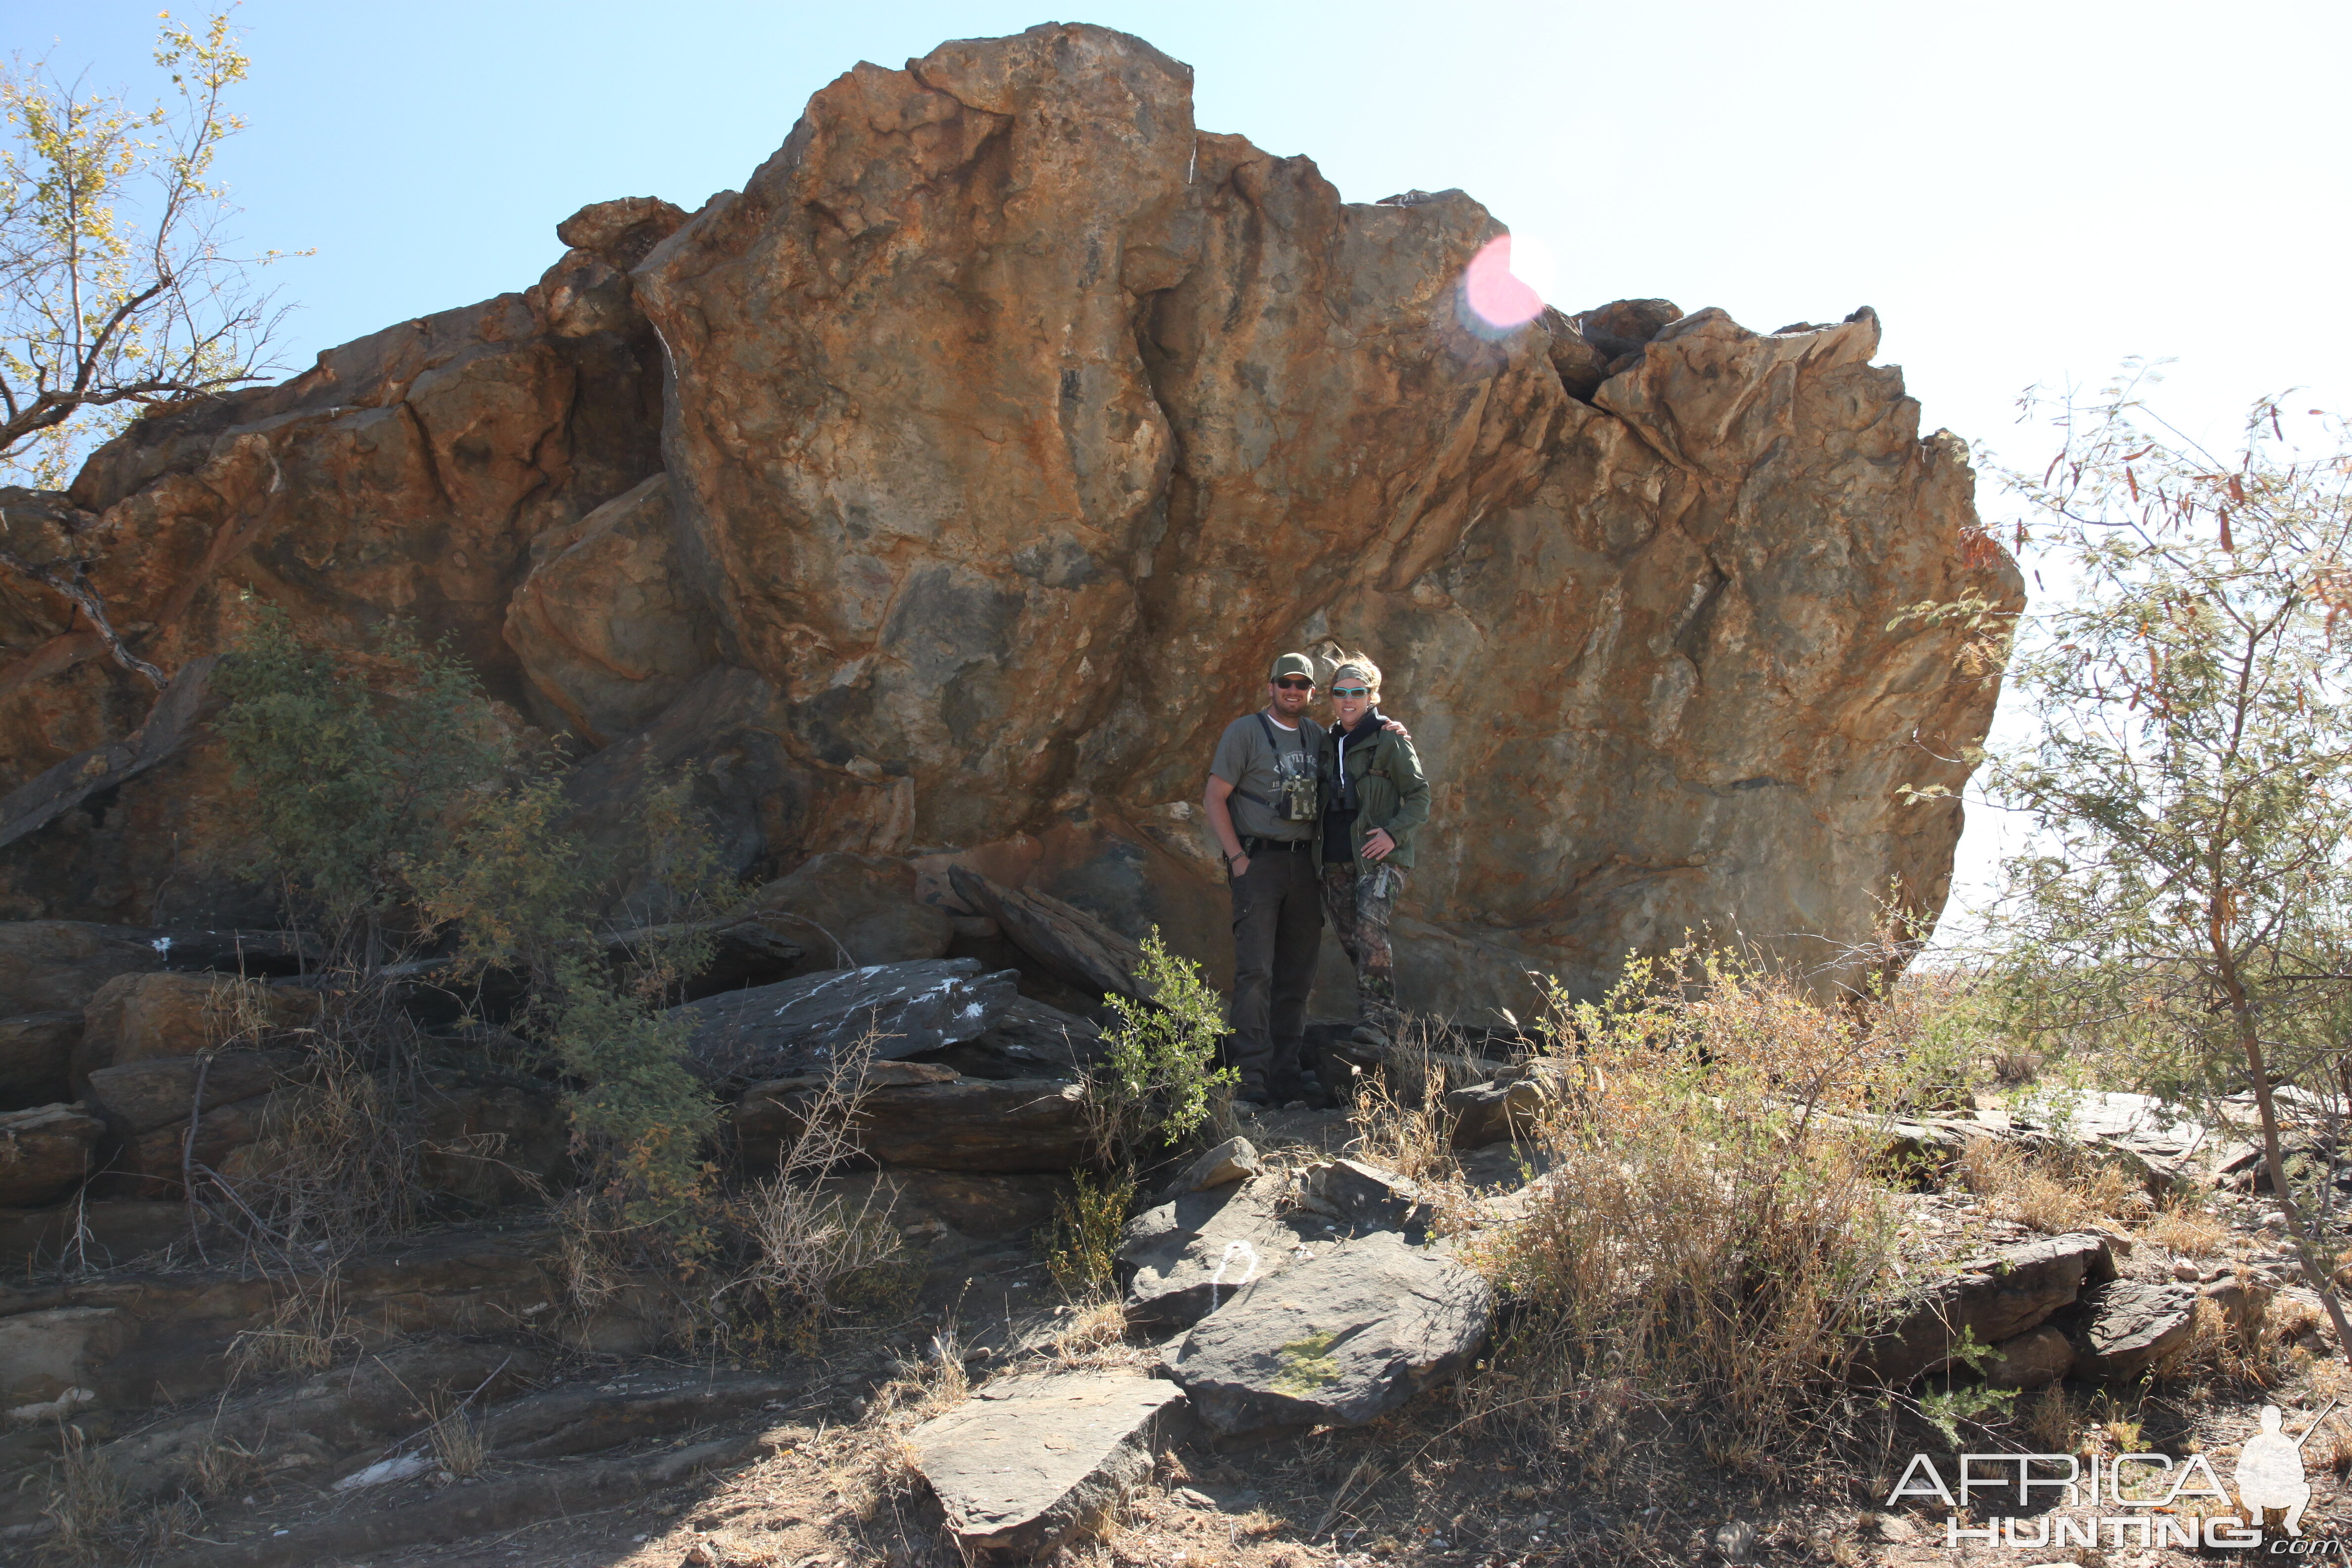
[1317,710,1431,871]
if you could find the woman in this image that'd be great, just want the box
[1317,654,1430,1054]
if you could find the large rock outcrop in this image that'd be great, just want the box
[0,23,2017,1010]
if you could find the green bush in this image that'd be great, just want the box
[212,608,507,948]
[1091,929,1234,1163]
[213,614,724,1247]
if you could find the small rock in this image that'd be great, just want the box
[1979,1324,2075,1390]
[1174,1486,1216,1508]
[1163,1136,1262,1197]
[2172,1258,2201,1282]
[1713,1519,1757,1561]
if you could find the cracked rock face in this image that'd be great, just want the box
[0,23,2015,1009]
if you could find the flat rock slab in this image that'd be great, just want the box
[1859,1232,2113,1385]
[914,995,1107,1081]
[1170,1229,1493,1436]
[949,867,1146,1002]
[859,1078,1093,1173]
[912,1370,1189,1551]
[2065,1279,2199,1380]
[1118,1174,1332,1331]
[678,958,1017,1082]
[84,1049,306,1135]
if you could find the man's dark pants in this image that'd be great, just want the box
[1228,845,1322,1095]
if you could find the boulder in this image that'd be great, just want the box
[504,472,713,743]
[0,1304,131,1412]
[736,1066,1089,1174]
[1980,1324,2075,1390]
[0,1102,102,1207]
[855,1078,1093,1173]
[1446,1060,1569,1149]
[678,959,1017,1083]
[0,1197,198,1270]
[0,922,179,1016]
[821,1169,1072,1243]
[914,994,1107,1081]
[75,970,319,1087]
[910,1371,1190,1552]
[411,1077,573,1209]
[0,1010,79,1110]
[751,853,952,970]
[948,867,1146,1003]
[3,23,2014,1018]
[1860,1232,2114,1386]
[1301,1159,1427,1231]
[1170,1229,1493,1435]
[1116,1174,1331,1331]
[600,911,808,1000]
[2064,1280,2199,1380]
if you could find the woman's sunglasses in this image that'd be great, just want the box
[1331,686,1370,699]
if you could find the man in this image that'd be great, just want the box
[1204,652,1325,1106]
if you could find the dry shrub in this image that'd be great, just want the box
[2019,1385,2082,1453]
[701,1039,916,1354]
[1345,1027,1462,1186]
[1466,945,1902,1478]
[1953,1135,2144,1234]
[1046,1171,1135,1296]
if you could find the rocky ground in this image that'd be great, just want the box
[10,1074,2349,1568]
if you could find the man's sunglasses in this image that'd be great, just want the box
[1331,686,1370,699]
[1272,677,1315,691]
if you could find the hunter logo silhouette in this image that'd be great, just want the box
[2235,1401,2334,1536]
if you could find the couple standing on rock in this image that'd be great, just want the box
[1203,651,1430,1108]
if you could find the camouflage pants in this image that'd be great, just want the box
[1322,861,1404,1039]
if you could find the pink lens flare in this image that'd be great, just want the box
[1461,234,1546,331]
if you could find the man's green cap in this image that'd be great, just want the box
[1269,651,1316,681]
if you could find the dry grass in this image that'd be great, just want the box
[1953,1135,2146,1234]
[428,1404,488,1479]
[1344,1033,1462,1187]
[226,1265,356,1384]
[2145,1198,2228,1256]
[39,1428,130,1561]
[1050,1296,1138,1368]
[1461,946,1904,1483]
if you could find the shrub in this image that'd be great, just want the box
[212,608,508,951]
[1045,1170,1135,1295]
[1089,929,1235,1164]
[1465,943,1902,1478]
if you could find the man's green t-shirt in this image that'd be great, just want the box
[1210,712,1325,842]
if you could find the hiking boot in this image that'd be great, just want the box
[1347,1024,1392,1055]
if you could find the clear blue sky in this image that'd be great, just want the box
[13,0,2351,910]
